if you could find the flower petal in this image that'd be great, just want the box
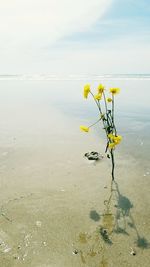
[94,93,102,100]
[97,84,105,94]
[109,142,116,149]
[83,84,90,99]
[107,97,112,102]
[110,88,120,94]
[80,125,89,132]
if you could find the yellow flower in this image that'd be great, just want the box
[110,88,120,95]
[113,135,122,144]
[109,142,116,149]
[108,133,114,139]
[97,84,105,94]
[108,134,122,145]
[83,84,90,99]
[80,125,89,132]
[94,93,102,100]
[107,97,112,102]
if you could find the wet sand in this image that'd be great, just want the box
[0,83,150,266]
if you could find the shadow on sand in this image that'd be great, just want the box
[89,181,150,249]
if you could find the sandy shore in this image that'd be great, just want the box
[0,92,150,267]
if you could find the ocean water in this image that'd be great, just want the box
[0,75,150,267]
[0,74,149,169]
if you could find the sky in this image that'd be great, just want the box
[0,0,150,74]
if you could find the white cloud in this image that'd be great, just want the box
[39,35,150,75]
[0,0,112,49]
[1,0,149,74]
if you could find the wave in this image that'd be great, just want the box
[0,74,150,81]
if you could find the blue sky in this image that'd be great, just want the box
[61,0,150,44]
[0,0,149,74]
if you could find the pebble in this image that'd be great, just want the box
[60,189,65,192]
[143,172,150,177]
[36,221,42,227]
[130,247,136,256]
[3,247,11,253]
[43,241,47,246]
[13,255,20,260]
[100,227,109,241]
[72,249,79,255]
[84,151,103,161]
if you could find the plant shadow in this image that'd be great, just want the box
[90,210,101,222]
[113,181,150,248]
[89,181,150,249]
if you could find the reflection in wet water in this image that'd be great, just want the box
[75,181,150,266]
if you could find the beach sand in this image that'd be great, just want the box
[0,82,150,267]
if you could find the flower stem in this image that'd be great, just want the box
[90,91,108,138]
[103,92,108,114]
[90,90,116,181]
[110,149,115,181]
[111,94,117,135]
[89,118,102,128]
[90,91,102,114]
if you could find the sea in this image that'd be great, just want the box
[0,74,150,266]
[0,73,149,162]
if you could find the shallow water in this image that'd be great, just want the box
[0,79,150,267]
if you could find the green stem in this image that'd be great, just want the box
[90,92,103,114]
[103,92,115,136]
[110,149,115,181]
[89,118,102,128]
[90,90,116,181]
[111,94,117,135]
[90,92,108,138]
[105,141,109,153]
[103,92,111,130]
[112,95,114,120]
[103,92,108,114]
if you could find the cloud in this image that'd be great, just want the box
[43,34,150,75]
[1,0,149,74]
[0,0,112,49]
